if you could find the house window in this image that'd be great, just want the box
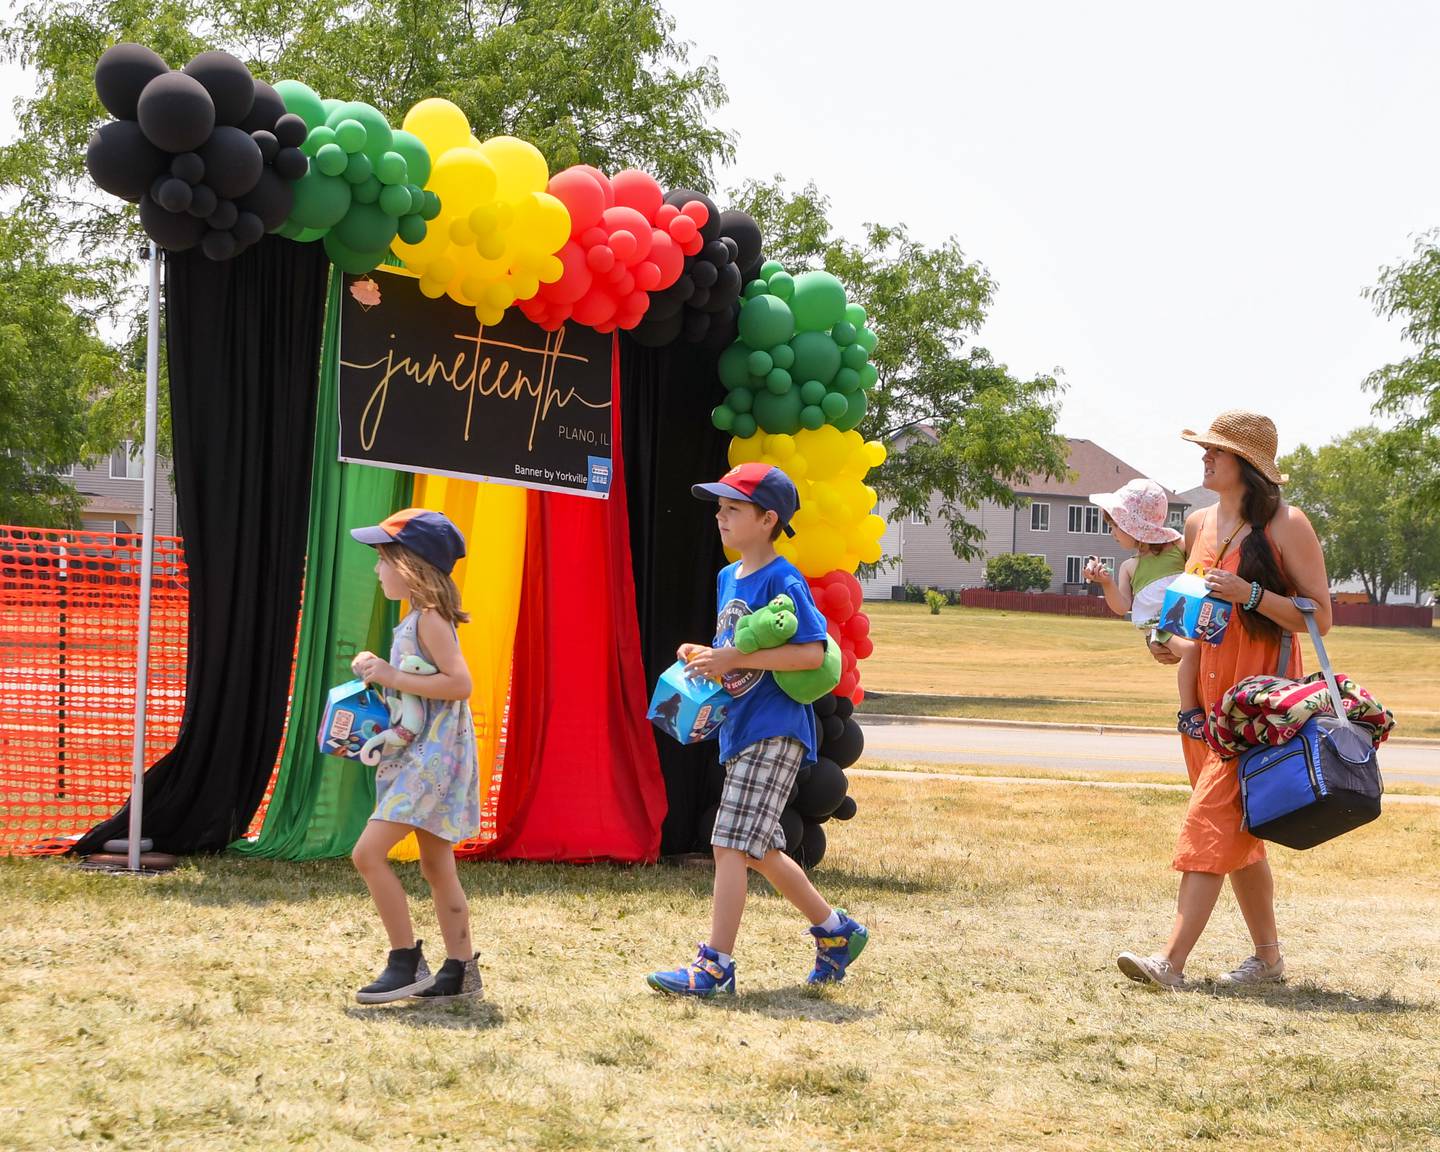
[909,509,925,525]
[1065,555,1084,584]
[1030,503,1050,532]
[1168,509,1184,530]
[1085,507,1102,534]
[1068,505,1084,533]
[113,519,133,535]
[110,441,144,480]
[1100,556,1115,576]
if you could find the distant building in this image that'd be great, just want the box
[71,440,179,537]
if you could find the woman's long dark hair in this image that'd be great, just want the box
[1234,457,1287,641]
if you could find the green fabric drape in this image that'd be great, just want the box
[232,273,412,859]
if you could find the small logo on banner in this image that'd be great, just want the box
[587,456,612,493]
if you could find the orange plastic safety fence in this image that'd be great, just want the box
[0,526,285,856]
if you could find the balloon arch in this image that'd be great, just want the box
[80,44,885,866]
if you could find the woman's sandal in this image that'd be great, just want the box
[1176,707,1207,741]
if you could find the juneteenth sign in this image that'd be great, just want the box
[337,268,613,498]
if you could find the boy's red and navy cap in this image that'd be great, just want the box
[350,508,467,575]
[692,462,799,537]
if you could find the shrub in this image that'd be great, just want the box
[923,589,947,615]
[983,553,1052,593]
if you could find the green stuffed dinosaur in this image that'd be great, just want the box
[359,653,437,766]
[734,594,843,705]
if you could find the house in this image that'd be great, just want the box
[71,440,179,537]
[862,432,1189,598]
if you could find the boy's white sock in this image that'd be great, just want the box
[714,951,733,967]
[819,910,843,933]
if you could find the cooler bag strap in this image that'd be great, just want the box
[1275,632,1292,677]
[1291,596,1363,744]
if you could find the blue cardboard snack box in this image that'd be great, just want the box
[1158,572,1233,644]
[648,660,729,744]
[318,679,392,759]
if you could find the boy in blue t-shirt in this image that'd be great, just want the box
[646,462,869,997]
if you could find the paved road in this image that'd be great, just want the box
[858,716,1440,788]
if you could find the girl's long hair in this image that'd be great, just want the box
[378,543,470,626]
[1233,458,1287,642]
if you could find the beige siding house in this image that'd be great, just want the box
[864,432,1190,598]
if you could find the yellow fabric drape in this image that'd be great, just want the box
[388,477,528,860]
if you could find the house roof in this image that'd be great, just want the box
[1173,484,1218,510]
[1017,438,1180,502]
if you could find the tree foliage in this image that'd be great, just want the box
[983,552,1052,593]
[735,178,1070,561]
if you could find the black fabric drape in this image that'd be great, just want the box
[618,336,732,855]
[77,237,329,855]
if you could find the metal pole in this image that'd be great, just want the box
[126,242,161,872]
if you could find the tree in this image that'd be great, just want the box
[1280,426,1440,604]
[983,553,1052,593]
[1,0,733,450]
[1364,230,1440,505]
[0,215,124,527]
[734,178,1070,562]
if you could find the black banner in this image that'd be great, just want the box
[337,269,613,498]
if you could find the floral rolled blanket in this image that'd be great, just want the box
[1204,672,1395,759]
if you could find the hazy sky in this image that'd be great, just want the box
[5,1,1437,492]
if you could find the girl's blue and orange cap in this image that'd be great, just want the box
[350,508,467,575]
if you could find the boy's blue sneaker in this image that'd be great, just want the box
[807,911,868,984]
[646,944,736,998]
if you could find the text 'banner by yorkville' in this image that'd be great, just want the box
[337,269,613,498]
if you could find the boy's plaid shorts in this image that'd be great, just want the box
[711,736,806,859]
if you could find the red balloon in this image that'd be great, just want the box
[849,613,871,640]
[680,199,709,226]
[648,232,684,288]
[670,215,697,245]
[601,206,652,259]
[587,244,616,274]
[854,636,874,660]
[572,288,618,328]
[548,240,593,304]
[611,169,663,218]
[852,685,865,705]
[548,166,609,235]
[608,228,638,263]
[656,204,679,227]
[633,260,661,292]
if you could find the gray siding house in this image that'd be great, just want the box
[71,440,179,537]
[862,432,1189,598]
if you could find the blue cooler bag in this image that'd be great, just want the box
[1238,598,1383,850]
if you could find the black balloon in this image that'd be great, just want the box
[237,169,294,232]
[627,310,683,348]
[138,194,206,251]
[183,51,255,127]
[94,43,169,120]
[201,229,238,261]
[796,821,827,868]
[834,696,854,720]
[208,199,239,231]
[136,71,216,153]
[797,757,848,820]
[832,796,857,821]
[795,760,813,785]
[691,259,718,289]
[156,177,193,213]
[187,184,218,219]
[274,113,308,150]
[85,120,167,202]
[826,717,865,769]
[780,806,804,853]
[233,211,265,247]
[681,311,710,342]
[821,715,844,744]
[239,80,286,134]
[272,146,308,182]
[720,209,763,281]
[198,126,262,199]
[251,129,278,163]
[170,151,205,185]
[813,693,837,719]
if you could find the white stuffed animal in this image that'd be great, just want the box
[359,653,438,766]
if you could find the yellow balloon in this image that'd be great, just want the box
[515,191,571,255]
[728,432,766,467]
[478,135,550,202]
[402,98,473,162]
[429,148,497,217]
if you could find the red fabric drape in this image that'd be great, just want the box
[486,339,667,862]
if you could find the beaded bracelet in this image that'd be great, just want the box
[1242,581,1263,612]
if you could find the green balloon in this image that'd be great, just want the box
[766,368,793,394]
[324,101,394,162]
[747,349,774,377]
[760,259,784,279]
[375,151,406,185]
[712,405,735,432]
[799,404,826,431]
[820,390,849,420]
[390,129,431,187]
[315,142,348,177]
[834,389,868,432]
[421,191,441,221]
[323,233,385,275]
[334,119,367,154]
[718,342,752,389]
[396,213,427,245]
[790,329,842,384]
[379,183,413,217]
[769,271,794,300]
[289,173,352,230]
[737,294,796,350]
[752,389,802,435]
[321,98,343,117]
[732,413,757,439]
[332,200,399,253]
[770,344,795,370]
[275,219,304,239]
[800,379,827,406]
[343,152,374,185]
[275,80,326,131]
[841,342,869,370]
[831,321,857,346]
[790,271,848,332]
[858,363,879,390]
[856,326,878,354]
[294,226,326,243]
[302,124,336,158]
[845,303,867,329]
[743,279,770,300]
[352,176,382,205]
[834,367,862,394]
[726,387,753,414]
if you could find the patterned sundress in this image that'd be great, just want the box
[370,609,481,843]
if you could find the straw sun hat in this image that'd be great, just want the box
[1181,410,1288,485]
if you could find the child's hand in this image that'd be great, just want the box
[676,642,702,664]
[685,646,740,681]
[1083,557,1110,584]
[353,651,397,687]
